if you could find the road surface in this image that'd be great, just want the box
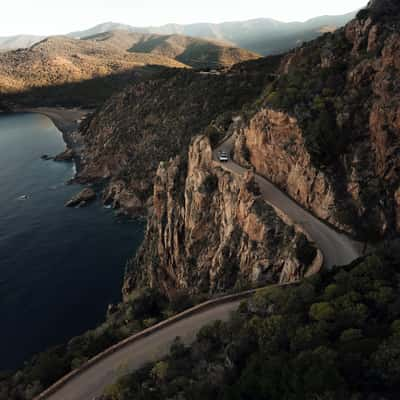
[37,135,361,400]
[214,136,361,268]
[37,300,242,400]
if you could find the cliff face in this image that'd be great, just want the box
[77,58,281,215]
[124,136,320,297]
[234,109,342,229]
[234,3,400,240]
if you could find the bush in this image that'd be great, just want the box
[309,302,336,322]
[340,329,363,342]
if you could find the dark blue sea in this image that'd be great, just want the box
[0,113,144,370]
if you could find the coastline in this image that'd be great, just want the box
[11,107,93,174]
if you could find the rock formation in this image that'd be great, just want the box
[54,148,74,161]
[77,58,281,215]
[65,187,96,207]
[124,136,321,297]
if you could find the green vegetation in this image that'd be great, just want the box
[263,32,352,168]
[103,241,400,400]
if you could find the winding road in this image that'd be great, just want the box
[35,135,361,400]
[214,136,361,268]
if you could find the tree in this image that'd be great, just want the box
[309,302,335,322]
[151,361,169,382]
[340,329,363,342]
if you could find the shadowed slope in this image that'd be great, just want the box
[84,31,261,69]
[0,36,187,96]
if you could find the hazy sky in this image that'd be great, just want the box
[1,0,369,36]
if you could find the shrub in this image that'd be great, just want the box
[309,302,336,321]
[340,329,363,342]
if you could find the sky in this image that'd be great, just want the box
[1,0,369,37]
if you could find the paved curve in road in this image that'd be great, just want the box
[215,136,361,268]
[37,136,361,400]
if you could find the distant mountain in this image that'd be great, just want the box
[69,11,358,55]
[0,36,186,105]
[68,22,136,39]
[0,31,260,107]
[84,31,260,68]
[0,11,358,54]
[0,35,44,51]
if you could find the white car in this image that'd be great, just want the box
[219,151,229,162]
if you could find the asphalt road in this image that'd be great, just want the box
[38,135,361,400]
[215,137,361,268]
[39,301,242,400]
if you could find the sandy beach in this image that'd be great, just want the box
[15,107,91,138]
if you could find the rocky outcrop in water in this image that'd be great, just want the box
[54,148,74,161]
[65,187,96,208]
[124,136,321,297]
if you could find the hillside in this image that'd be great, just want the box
[0,36,186,105]
[0,36,186,93]
[70,1,399,240]
[84,31,260,68]
[76,0,400,300]
[76,56,281,214]
[233,0,400,241]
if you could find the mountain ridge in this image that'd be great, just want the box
[0,11,358,54]
[71,11,358,55]
[0,35,187,106]
[83,30,261,69]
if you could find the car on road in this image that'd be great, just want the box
[218,151,229,162]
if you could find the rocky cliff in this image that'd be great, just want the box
[234,0,400,240]
[75,0,398,301]
[77,58,281,215]
[124,136,320,297]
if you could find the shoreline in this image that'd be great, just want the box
[11,107,93,175]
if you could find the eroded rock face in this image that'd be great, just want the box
[234,8,400,239]
[234,109,342,230]
[124,136,320,298]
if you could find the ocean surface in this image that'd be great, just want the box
[0,113,144,370]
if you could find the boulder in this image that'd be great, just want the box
[65,188,96,208]
[54,148,74,161]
